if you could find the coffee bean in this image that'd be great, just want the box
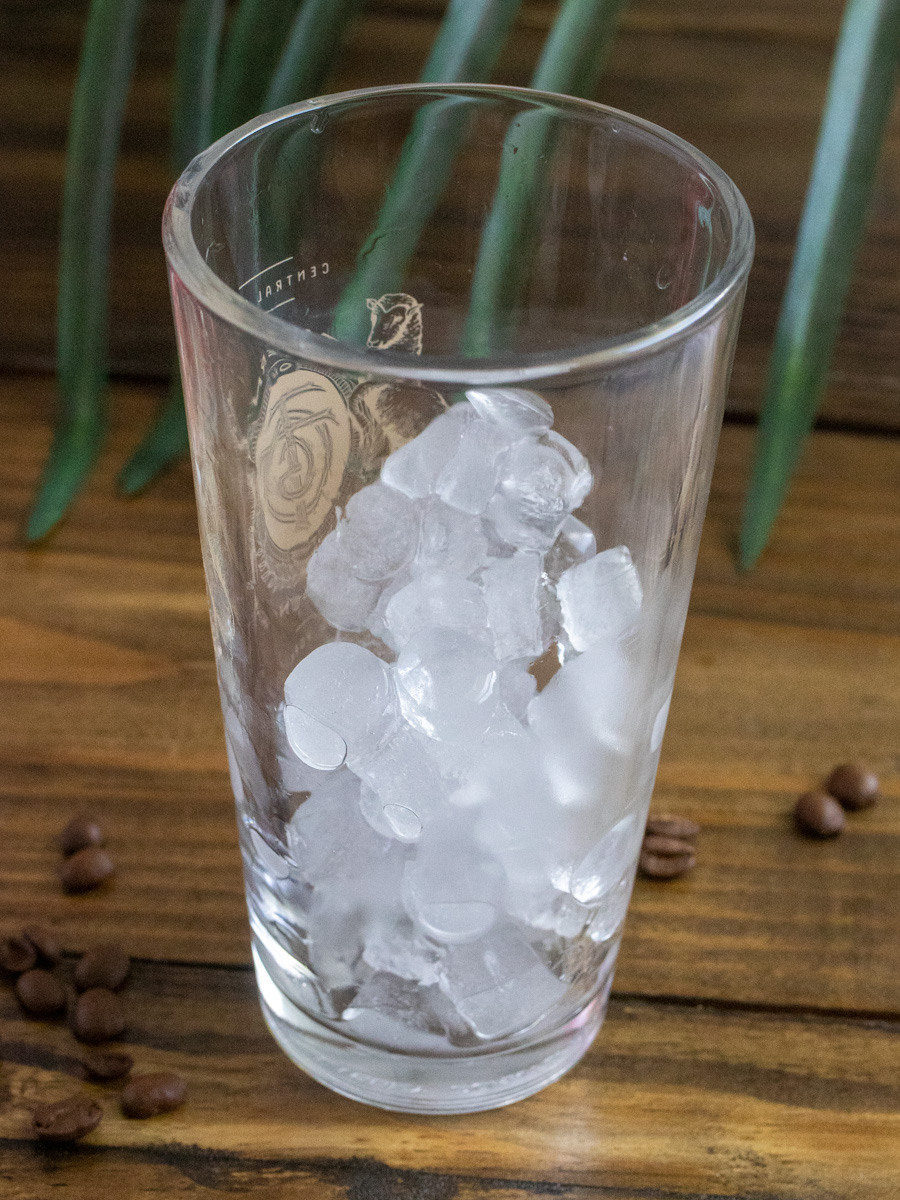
[71,988,126,1044]
[74,944,130,992]
[59,814,105,856]
[645,814,700,841]
[32,1095,102,1142]
[22,924,62,967]
[58,847,115,893]
[0,935,38,974]
[16,969,67,1017]
[794,791,846,837]
[639,847,696,879]
[80,1050,134,1081]
[826,762,879,811]
[120,1072,187,1119]
[642,834,697,857]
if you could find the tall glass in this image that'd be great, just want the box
[164,84,753,1113]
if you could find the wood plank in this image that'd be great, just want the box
[2,1,900,427]
[1,962,898,1199]
[1,378,899,1011]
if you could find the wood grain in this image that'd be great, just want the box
[1,961,899,1199]
[1,377,898,1017]
[2,0,900,427]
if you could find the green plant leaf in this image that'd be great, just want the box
[118,376,190,496]
[27,0,144,542]
[172,0,227,172]
[331,0,524,344]
[264,0,362,112]
[212,0,300,139]
[740,0,900,569]
[120,0,225,495]
[463,0,628,356]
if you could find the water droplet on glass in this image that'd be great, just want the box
[310,110,329,134]
[656,265,672,291]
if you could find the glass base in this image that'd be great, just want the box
[253,946,613,1114]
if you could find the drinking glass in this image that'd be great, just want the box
[163,83,753,1113]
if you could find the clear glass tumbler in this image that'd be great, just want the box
[163,84,753,1113]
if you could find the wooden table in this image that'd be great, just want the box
[1,375,898,1197]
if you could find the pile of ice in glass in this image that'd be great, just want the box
[279,387,645,1044]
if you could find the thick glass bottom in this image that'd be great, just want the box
[253,945,613,1114]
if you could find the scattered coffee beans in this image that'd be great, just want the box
[58,846,115,894]
[0,935,38,975]
[59,814,105,857]
[71,988,126,1044]
[15,969,66,1017]
[22,925,62,967]
[644,815,701,841]
[794,790,846,837]
[640,813,699,879]
[120,1072,187,1119]
[31,1095,102,1142]
[74,944,130,992]
[640,845,697,878]
[80,1050,134,1081]
[827,762,879,811]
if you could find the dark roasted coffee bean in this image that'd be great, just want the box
[0,935,38,974]
[59,814,105,856]
[58,847,115,893]
[826,762,879,811]
[120,1072,187,1119]
[32,1095,102,1142]
[22,924,63,966]
[642,834,697,857]
[71,988,126,1044]
[644,814,700,841]
[80,1051,134,1081]
[74,944,130,992]
[16,969,67,1017]
[640,847,696,879]
[794,790,846,837]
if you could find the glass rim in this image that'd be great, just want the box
[163,82,755,385]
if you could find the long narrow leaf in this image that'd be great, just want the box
[119,0,226,493]
[212,0,299,139]
[27,0,144,542]
[264,0,362,112]
[118,376,190,496]
[740,0,900,568]
[463,0,628,356]
[172,0,227,172]
[332,0,524,344]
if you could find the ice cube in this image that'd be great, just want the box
[486,433,592,552]
[305,530,383,632]
[354,724,447,835]
[482,552,544,661]
[557,545,643,650]
[498,659,537,721]
[587,870,634,944]
[440,924,567,1040]
[383,571,489,651]
[465,387,553,434]
[283,704,347,771]
[545,515,597,580]
[286,768,396,885]
[435,418,518,515]
[342,973,466,1051]
[362,914,442,985]
[284,642,397,766]
[527,639,636,811]
[335,482,420,582]
[367,567,413,645]
[380,403,474,499]
[569,812,642,904]
[395,628,498,742]
[415,497,489,578]
[404,815,504,944]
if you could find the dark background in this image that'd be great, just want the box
[2,0,899,429]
